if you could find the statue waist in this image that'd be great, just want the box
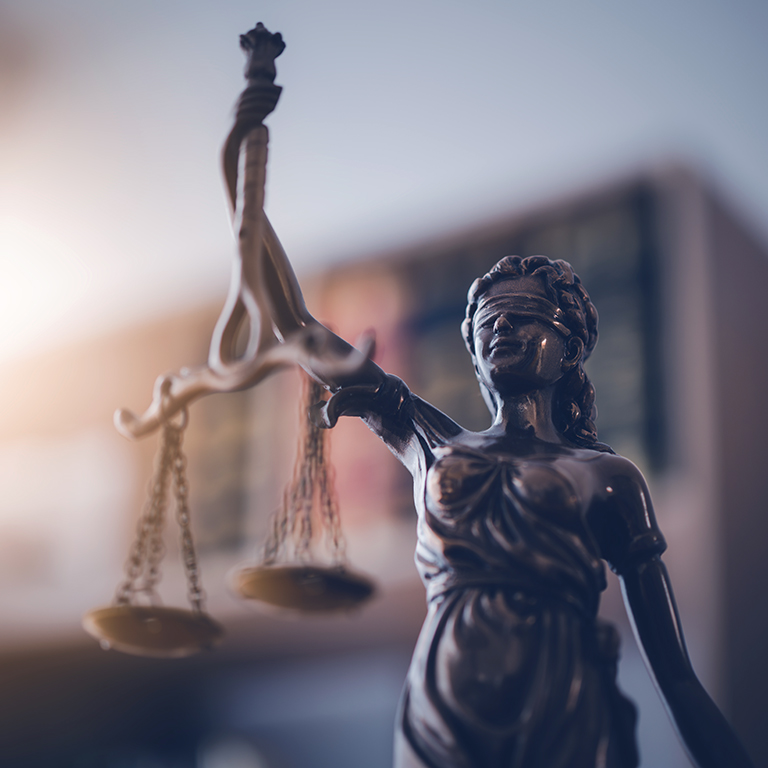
[425,568,598,619]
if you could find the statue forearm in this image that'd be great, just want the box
[659,677,753,768]
[621,558,754,768]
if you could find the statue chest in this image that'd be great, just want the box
[425,447,588,536]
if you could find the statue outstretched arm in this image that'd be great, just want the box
[258,215,385,390]
[251,213,458,472]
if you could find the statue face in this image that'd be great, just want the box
[472,276,573,396]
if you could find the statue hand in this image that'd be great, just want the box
[311,373,411,428]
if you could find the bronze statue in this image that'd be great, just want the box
[101,24,755,768]
[283,255,751,768]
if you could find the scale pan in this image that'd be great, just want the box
[234,564,375,611]
[83,605,224,658]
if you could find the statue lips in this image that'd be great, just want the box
[489,337,527,361]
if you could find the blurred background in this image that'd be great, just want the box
[0,1,767,766]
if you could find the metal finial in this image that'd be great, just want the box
[239,22,285,84]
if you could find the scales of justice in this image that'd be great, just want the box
[82,24,754,768]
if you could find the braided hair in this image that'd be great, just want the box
[461,255,612,452]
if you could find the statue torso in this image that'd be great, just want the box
[415,434,610,614]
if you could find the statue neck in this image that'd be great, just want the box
[489,386,563,444]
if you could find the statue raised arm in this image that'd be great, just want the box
[114,24,379,441]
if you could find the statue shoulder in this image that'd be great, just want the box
[584,452,666,573]
[585,451,650,499]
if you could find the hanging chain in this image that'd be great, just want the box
[115,422,174,605]
[262,490,290,565]
[169,424,207,614]
[114,409,207,613]
[317,430,347,565]
[261,371,348,567]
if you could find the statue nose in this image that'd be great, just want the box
[493,315,513,333]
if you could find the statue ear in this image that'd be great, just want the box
[562,337,583,371]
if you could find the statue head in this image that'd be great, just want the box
[462,255,605,449]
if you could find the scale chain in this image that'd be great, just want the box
[259,372,348,567]
[115,423,174,605]
[114,414,206,613]
[170,428,206,614]
[318,443,347,565]
[143,426,173,594]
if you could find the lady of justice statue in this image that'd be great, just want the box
[110,24,754,768]
[299,256,755,768]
